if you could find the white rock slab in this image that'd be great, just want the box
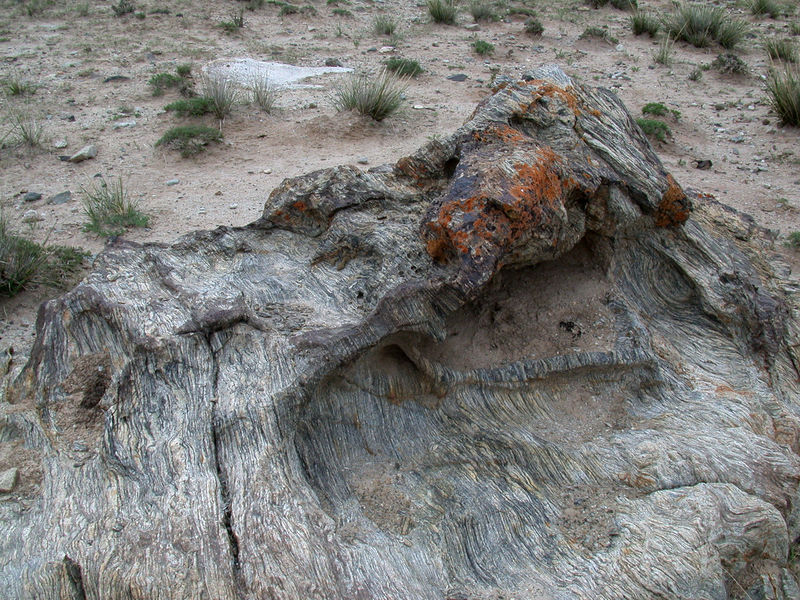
[203,58,352,89]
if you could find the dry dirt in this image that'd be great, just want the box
[1,0,799,364]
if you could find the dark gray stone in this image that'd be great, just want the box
[48,191,72,205]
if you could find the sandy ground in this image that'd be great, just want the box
[1,0,799,362]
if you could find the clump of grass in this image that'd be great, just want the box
[525,18,544,36]
[688,67,703,81]
[766,66,800,126]
[385,57,423,77]
[374,14,397,35]
[791,22,800,36]
[81,178,149,237]
[665,3,749,49]
[220,8,245,33]
[580,26,618,43]
[469,1,496,22]
[636,117,671,142]
[332,7,352,16]
[333,69,406,121]
[111,0,135,16]
[0,214,87,297]
[630,11,659,36]
[2,75,36,97]
[766,38,798,62]
[279,3,299,15]
[472,39,494,55]
[149,72,182,96]
[586,0,637,9]
[428,0,457,25]
[176,63,192,78]
[156,125,223,157]
[712,53,749,74]
[164,97,214,117]
[251,75,278,112]
[202,74,238,121]
[7,112,46,149]
[653,36,674,65]
[787,231,800,247]
[642,102,681,119]
[751,0,783,18]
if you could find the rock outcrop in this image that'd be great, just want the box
[2,66,799,599]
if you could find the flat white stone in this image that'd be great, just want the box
[203,59,352,90]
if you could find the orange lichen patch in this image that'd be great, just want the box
[472,124,526,145]
[655,174,690,227]
[521,80,582,116]
[291,200,307,212]
[423,147,571,263]
[492,81,509,93]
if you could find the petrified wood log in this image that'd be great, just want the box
[2,65,800,599]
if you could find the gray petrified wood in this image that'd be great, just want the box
[2,66,800,599]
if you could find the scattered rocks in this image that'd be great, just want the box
[48,191,72,205]
[0,468,18,493]
[166,179,180,186]
[21,210,43,224]
[23,192,42,202]
[68,144,97,163]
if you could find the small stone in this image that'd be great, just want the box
[324,58,343,67]
[730,135,745,143]
[447,74,468,82]
[379,46,395,54]
[357,157,369,165]
[22,210,44,223]
[0,468,18,493]
[112,120,136,129]
[165,179,180,186]
[366,47,378,53]
[68,144,97,163]
[229,203,238,210]
[48,191,72,205]
[103,75,130,83]
[464,23,480,31]
[615,44,625,52]
[23,192,42,202]
[263,169,272,174]
[72,441,89,452]
[53,138,68,149]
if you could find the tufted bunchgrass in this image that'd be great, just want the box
[333,69,407,121]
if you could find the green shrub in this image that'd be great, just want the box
[653,37,674,65]
[3,76,36,97]
[788,231,800,247]
[791,22,800,36]
[149,72,182,96]
[580,26,618,43]
[636,118,671,142]
[332,7,352,16]
[472,39,494,55]
[202,74,238,120]
[428,0,457,24]
[111,0,135,16]
[469,1,495,22]
[0,214,87,297]
[717,19,750,50]
[665,3,749,49]
[586,0,637,9]
[164,97,214,117]
[766,38,798,62]
[81,178,149,237]
[156,125,223,157]
[385,57,423,77]
[524,18,544,36]
[279,3,299,15]
[750,0,783,18]
[766,66,800,126]
[333,69,406,121]
[7,112,45,149]
[642,102,681,119]
[251,76,277,112]
[176,63,192,78]
[220,8,244,32]
[712,52,749,74]
[630,11,659,36]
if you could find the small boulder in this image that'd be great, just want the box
[48,191,72,205]
[21,210,44,224]
[23,192,42,202]
[68,144,97,163]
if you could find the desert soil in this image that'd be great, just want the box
[1,0,799,364]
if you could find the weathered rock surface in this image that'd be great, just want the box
[2,66,800,599]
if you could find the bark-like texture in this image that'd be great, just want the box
[2,65,800,599]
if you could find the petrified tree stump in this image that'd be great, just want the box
[2,66,799,599]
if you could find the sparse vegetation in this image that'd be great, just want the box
[636,117,671,142]
[630,11,659,37]
[713,53,749,74]
[524,18,544,36]
[0,213,87,297]
[653,36,674,65]
[750,0,783,18]
[6,112,46,149]
[469,1,495,22]
[156,125,223,157]
[333,69,406,121]
[787,231,800,248]
[766,38,798,62]
[374,15,397,36]
[220,9,245,33]
[149,72,183,96]
[176,63,192,78]
[665,4,749,50]
[332,7,352,16]
[385,57,423,77]
[586,0,637,10]
[279,3,299,16]
[164,97,214,117]
[791,22,800,36]
[3,75,35,97]
[642,102,681,119]
[472,39,494,56]
[766,66,800,126]
[427,0,457,25]
[111,0,135,17]
[580,26,618,44]
[81,178,150,236]
[251,75,278,112]
[202,74,238,121]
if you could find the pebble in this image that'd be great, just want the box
[72,441,88,452]
[22,210,44,223]
[324,58,343,67]
[464,23,480,31]
[68,144,97,163]
[112,120,136,129]
[357,157,369,165]
[730,134,745,143]
[447,74,468,82]
[166,178,180,186]
[379,46,395,53]
[53,138,68,149]
[263,169,272,174]
[48,191,72,205]
[103,75,130,83]
[23,192,42,202]
[0,468,18,493]
[229,203,238,210]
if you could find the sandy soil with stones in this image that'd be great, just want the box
[1,0,799,364]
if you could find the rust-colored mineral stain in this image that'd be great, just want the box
[655,174,690,227]
[473,124,526,145]
[522,80,582,116]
